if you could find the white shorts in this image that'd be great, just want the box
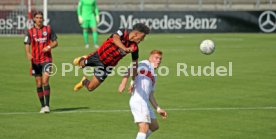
[129,97,156,123]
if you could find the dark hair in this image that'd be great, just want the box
[33,11,43,17]
[132,23,150,34]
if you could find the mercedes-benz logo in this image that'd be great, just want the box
[258,11,276,33]
[97,11,113,33]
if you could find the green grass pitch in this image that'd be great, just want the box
[0,33,276,139]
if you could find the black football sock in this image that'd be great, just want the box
[37,87,45,107]
[43,85,50,107]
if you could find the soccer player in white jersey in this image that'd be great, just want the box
[118,50,167,139]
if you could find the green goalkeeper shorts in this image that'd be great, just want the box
[81,17,97,28]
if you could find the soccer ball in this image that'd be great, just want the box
[200,39,215,55]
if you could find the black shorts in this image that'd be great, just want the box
[84,52,113,82]
[31,62,52,77]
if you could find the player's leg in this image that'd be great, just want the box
[74,75,102,92]
[74,65,109,92]
[146,107,159,138]
[90,15,98,48]
[82,20,90,48]
[149,119,159,131]
[134,107,150,139]
[35,76,44,109]
[41,63,52,113]
[42,73,50,113]
[136,122,149,139]
[82,75,102,92]
[78,57,87,67]
[32,63,45,113]
[130,98,151,139]
[83,29,89,48]
[74,52,109,92]
[84,65,112,91]
[147,119,159,138]
[91,27,98,48]
[73,56,87,67]
[73,51,97,67]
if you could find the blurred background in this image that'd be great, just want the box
[0,0,275,35]
[1,0,275,11]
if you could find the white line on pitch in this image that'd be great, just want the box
[214,38,244,41]
[0,106,275,116]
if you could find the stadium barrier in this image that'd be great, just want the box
[0,10,275,34]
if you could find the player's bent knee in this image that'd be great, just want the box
[42,82,49,86]
[36,82,42,87]
[150,125,159,132]
[87,88,94,92]
[87,86,96,92]
[35,80,42,87]
[149,122,159,132]
[138,123,149,133]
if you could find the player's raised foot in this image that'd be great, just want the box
[39,107,45,113]
[73,56,87,66]
[74,76,87,92]
[44,106,50,113]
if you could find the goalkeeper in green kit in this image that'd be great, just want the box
[77,0,100,49]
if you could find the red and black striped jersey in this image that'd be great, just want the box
[24,25,57,64]
[97,29,138,66]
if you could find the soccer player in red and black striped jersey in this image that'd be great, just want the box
[24,11,58,113]
[73,23,150,92]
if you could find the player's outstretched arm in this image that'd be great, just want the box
[131,60,138,80]
[127,60,138,93]
[149,92,168,119]
[118,68,131,93]
[118,77,128,93]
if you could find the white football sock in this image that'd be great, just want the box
[136,132,146,139]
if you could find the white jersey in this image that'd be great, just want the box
[130,60,157,123]
[132,60,156,101]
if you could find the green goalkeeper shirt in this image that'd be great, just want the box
[77,0,99,20]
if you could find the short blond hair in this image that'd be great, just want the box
[150,50,163,55]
